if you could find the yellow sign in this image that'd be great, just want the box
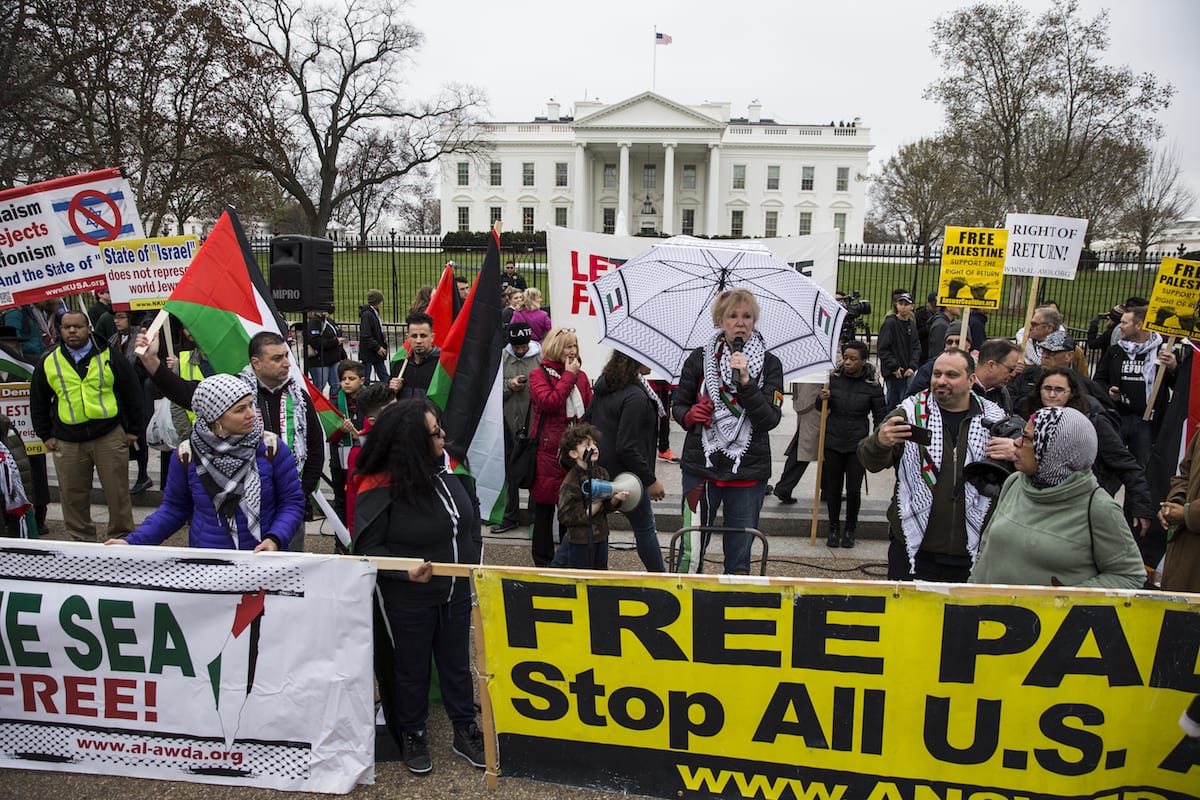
[1145,257,1200,338]
[475,568,1199,799]
[938,227,1008,310]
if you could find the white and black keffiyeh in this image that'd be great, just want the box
[0,439,30,537]
[638,374,666,418]
[700,330,766,471]
[191,374,264,545]
[1030,406,1097,488]
[236,364,308,475]
[1117,332,1163,403]
[895,390,1001,573]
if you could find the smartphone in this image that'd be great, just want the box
[517,375,527,384]
[908,424,932,447]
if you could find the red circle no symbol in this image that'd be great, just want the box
[68,190,122,245]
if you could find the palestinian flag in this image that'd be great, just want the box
[304,373,346,441]
[390,263,459,368]
[163,208,289,375]
[0,349,33,380]
[427,228,507,523]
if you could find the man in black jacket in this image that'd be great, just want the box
[30,311,144,542]
[359,289,387,384]
[389,312,441,400]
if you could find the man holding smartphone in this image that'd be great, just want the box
[858,350,1018,582]
[495,322,542,533]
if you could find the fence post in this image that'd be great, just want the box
[389,229,399,324]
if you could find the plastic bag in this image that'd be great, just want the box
[146,397,180,452]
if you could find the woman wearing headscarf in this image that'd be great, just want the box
[528,327,592,566]
[970,406,1144,589]
[1020,366,1154,536]
[671,288,784,574]
[585,350,667,571]
[110,374,304,551]
[350,399,485,775]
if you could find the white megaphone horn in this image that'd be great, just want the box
[580,471,643,511]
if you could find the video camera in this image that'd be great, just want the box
[961,414,1025,499]
[838,290,871,319]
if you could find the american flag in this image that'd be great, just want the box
[655,32,672,45]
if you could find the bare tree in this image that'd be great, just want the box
[394,172,441,235]
[334,131,405,243]
[227,0,488,236]
[1119,144,1198,259]
[869,137,964,250]
[928,0,1173,223]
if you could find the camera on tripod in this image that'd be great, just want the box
[837,291,872,346]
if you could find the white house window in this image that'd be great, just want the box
[555,207,568,227]
[522,163,535,187]
[489,162,502,186]
[681,208,695,235]
[522,206,535,233]
[798,212,812,236]
[836,167,849,192]
[555,162,568,187]
[681,164,696,190]
[802,166,814,191]
[602,207,616,234]
[833,212,847,242]
[764,210,778,238]
[603,164,617,188]
[457,206,470,232]
[643,164,656,190]
[732,165,746,190]
[767,166,780,191]
[457,162,470,187]
[490,207,502,225]
[731,209,744,236]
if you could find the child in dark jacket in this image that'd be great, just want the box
[556,424,629,570]
[330,359,365,524]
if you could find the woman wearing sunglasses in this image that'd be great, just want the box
[1019,366,1154,537]
[971,405,1144,588]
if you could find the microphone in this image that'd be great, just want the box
[583,447,596,463]
[730,336,745,385]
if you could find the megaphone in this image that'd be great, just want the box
[581,471,643,511]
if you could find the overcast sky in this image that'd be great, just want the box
[403,0,1199,216]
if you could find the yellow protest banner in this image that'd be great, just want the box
[1145,256,1200,337]
[475,568,1199,800]
[938,226,1008,310]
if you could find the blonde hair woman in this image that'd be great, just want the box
[512,287,551,341]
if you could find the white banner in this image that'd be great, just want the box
[0,168,145,310]
[0,382,44,455]
[0,540,376,793]
[100,235,199,311]
[546,228,839,380]
[1003,213,1089,279]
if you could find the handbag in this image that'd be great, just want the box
[509,401,540,490]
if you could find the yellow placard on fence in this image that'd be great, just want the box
[1145,256,1200,337]
[938,226,1008,309]
[475,568,1199,800]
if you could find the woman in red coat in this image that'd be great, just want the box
[528,327,592,565]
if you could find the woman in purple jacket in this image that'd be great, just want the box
[108,374,305,551]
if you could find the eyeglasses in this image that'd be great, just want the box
[994,361,1019,374]
[1040,385,1070,395]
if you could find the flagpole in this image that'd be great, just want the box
[652,26,657,92]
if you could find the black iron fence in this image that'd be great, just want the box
[255,236,1175,350]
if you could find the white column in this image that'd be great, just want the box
[618,142,630,235]
[662,143,675,235]
[706,144,721,235]
[573,143,587,230]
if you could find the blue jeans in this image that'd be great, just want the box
[567,541,608,570]
[365,359,389,385]
[308,364,337,396]
[680,471,765,574]
[622,490,664,572]
[884,376,910,410]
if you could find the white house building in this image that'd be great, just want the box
[440,92,872,242]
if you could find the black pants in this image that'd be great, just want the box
[823,449,865,527]
[532,500,558,566]
[887,538,972,582]
[775,431,810,497]
[380,588,475,733]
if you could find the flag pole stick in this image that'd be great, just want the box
[810,383,830,545]
[1144,336,1177,422]
[652,26,657,91]
[134,308,171,357]
[960,307,973,350]
[1017,276,1040,360]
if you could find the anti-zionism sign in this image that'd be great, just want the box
[0,540,376,793]
[476,568,1200,800]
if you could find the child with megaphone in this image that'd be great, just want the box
[554,423,638,570]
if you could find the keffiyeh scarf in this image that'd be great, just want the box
[701,330,767,471]
[0,439,30,537]
[190,375,266,546]
[896,391,1001,573]
[638,374,666,418]
[1118,332,1163,403]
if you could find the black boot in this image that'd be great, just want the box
[842,526,856,548]
[826,520,841,548]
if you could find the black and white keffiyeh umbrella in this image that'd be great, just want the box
[586,236,845,381]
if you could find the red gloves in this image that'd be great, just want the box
[683,395,715,429]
